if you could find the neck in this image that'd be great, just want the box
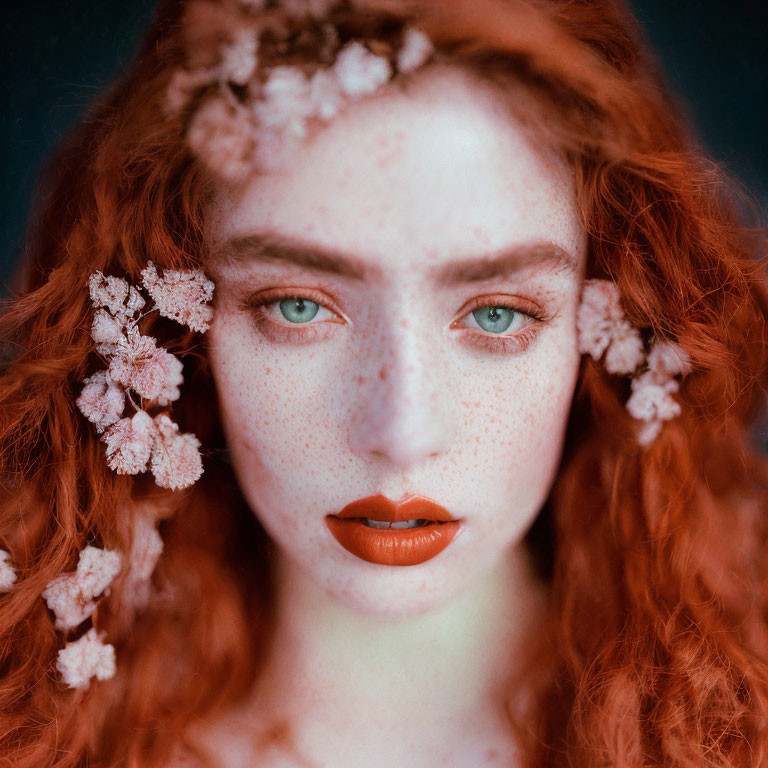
[243,545,549,765]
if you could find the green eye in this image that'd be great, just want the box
[278,297,320,324]
[472,306,517,333]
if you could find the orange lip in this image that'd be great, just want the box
[325,494,461,566]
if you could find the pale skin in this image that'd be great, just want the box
[185,65,588,767]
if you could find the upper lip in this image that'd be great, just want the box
[333,494,457,522]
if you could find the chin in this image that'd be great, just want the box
[303,548,476,619]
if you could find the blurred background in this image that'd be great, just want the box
[1,0,766,290]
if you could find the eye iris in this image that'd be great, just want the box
[279,297,320,324]
[472,306,516,333]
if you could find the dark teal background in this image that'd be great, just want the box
[2,0,766,290]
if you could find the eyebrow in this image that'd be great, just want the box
[211,230,578,285]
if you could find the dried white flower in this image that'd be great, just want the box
[88,272,129,315]
[42,546,122,631]
[220,29,259,85]
[577,279,621,359]
[397,28,434,74]
[108,331,184,403]
[150,414,204,491]
[254,66,314,138]
[188,96,256,182]
[140,262,215,333]
[636,418,663,446]
[602,321,645,375]
[76,371,125,434]
[577,279,644,375]
[0,549,16,592]
[56,628,116,690]
[124,286,146,316]
[91,309,126,346]
[308,68,345,121]
[333,41,392,99]
[626,371,681,423]
[102,410,158,475]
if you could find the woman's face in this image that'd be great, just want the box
[206,65,586,616]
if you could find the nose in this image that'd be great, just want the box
[347,319,454,471]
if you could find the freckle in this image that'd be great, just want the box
[266,367,271,374]
[357,375,364,385]
[379,366,387,381]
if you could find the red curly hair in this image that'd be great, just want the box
[3,0,768,765]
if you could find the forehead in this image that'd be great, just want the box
[207,64,586,280]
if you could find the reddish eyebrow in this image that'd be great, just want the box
[210,230,578,284]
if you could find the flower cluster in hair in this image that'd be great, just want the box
[577,279,691,445]
[42,546,122,632]
[28,520,167,689]
[77,262,214,490]
[166,0,435,180]
[38,546,121,689]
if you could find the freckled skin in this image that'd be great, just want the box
[196,65,588,766]
[206,65,586,621]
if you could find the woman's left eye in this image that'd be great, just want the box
[452,299,543,354]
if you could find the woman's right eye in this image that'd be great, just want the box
[243,289,342,344]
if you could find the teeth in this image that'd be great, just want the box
[361,518,429,529]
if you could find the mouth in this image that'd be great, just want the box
[325,494,461,566]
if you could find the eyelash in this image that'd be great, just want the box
[242,288,551,354]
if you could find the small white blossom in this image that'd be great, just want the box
[220,30,258,85]
[626,370,681,423]
[603,321,645,375]
[0,550,16,592]
[397,28,434,74]
[140,262,215,333]
[254,67,314,138]
[76,371,125,433]
[187,96,256,183]
[88,272,129,315]
[124,286,146,316]
[91,309,125,346]
[150,415,204,491]
[42,546,122,631]
[577,279,621,360]
[102,411,157,475]
[56,628,116,690]
[108,331,184,402]
[333,41,392,99]
[309,68,345,121]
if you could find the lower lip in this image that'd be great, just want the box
[325,517,461,566]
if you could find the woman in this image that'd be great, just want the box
[2,0,768,765]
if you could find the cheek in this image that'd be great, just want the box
[207,309,345,473]
[455,334,579,505]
